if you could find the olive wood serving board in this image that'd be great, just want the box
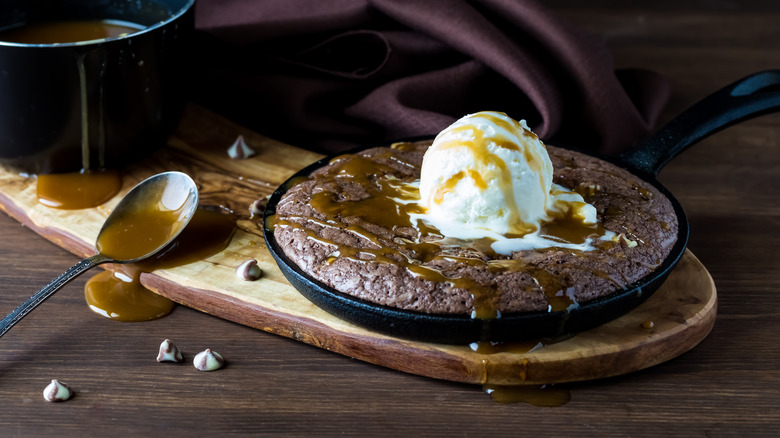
[0,104,717,385]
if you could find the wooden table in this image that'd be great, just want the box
[2,2,779,436]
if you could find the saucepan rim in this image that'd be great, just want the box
[0,0,196,48]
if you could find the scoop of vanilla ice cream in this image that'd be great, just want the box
[418,111,596,241]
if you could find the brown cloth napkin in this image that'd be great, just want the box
[194,0,669,155]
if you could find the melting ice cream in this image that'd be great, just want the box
[415,111,609,254]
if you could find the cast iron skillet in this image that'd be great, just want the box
[263,70,780,344]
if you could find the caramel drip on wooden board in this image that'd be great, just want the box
[85,268,176,321]
[86,208,236,321]
[36,170,121,210]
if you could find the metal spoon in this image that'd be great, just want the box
[0,171,199,339]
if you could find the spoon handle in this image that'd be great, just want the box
[0,254,112,339]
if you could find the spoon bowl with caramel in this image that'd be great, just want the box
[0,171,198,339]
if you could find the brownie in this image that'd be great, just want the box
[271,140,678,317]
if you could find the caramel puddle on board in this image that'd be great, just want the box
[473,338,572,406]
[85,208,236,321]
[36,169,122,209]
[84,269,175,321]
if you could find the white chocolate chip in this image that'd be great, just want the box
[613,233,639,248]
[43,380,73,402]
[227,134,256,160]
[156,339,184,363]
[622,234,638,248]
[193,349,225,371]
[576,182,602,197]
[236,259,263,281]
[249,199,264,218]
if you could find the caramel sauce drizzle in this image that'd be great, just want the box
[432,169,487,204]
[273,143,623,320]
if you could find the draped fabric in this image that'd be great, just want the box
[194,0,669,154]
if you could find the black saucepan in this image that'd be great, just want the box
[0,0,195,174]
[263,70,780,344]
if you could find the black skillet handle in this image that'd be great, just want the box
[620,70,780,176]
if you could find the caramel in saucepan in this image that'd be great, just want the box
[0,19,144,44]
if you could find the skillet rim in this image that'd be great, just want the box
[262,138,690,344]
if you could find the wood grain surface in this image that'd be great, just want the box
[0,102,717,385]
[1,1,779,436]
